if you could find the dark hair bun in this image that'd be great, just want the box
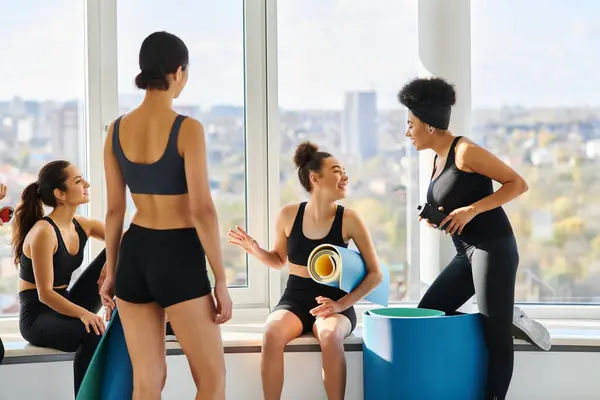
[398,77,457,108]
[294,141,319,168]
[134,72,148,90]
[135,31,189,91]
[135,72,147,89]
[135,69,169,90]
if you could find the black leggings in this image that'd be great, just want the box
[19,250,106,397]
[0,336,4,364]
[418,235,518,400]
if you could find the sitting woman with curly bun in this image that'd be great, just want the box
[228,141,383,400]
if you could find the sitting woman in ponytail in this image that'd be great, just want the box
[13,160,107,397]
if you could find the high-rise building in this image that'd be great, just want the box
[341,91,378,160]
[50,101,82,168]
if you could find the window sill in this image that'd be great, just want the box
[3,319,600,365]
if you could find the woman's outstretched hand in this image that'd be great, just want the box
[227,226,260,255]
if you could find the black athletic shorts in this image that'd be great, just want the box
[115,224,211,308]
[273,274,357,334]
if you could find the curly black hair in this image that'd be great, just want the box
[397,77,456,108]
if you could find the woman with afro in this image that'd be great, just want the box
[398,76,551,399]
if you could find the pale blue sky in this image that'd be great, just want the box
[1,0,599,110]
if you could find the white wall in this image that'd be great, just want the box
[1,351,599,400]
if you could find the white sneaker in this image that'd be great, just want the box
[166,321,177,342]
[166,334,178,342]
[512,306,552,351]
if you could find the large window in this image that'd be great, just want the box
[116,0,247,287]
[277,1,420,302]
[0,1,87,316]
[4,0,599,331]
[472,1,600,304]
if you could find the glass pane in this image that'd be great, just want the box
[472,1,600,303]
[277,1,420,302]
[0,1,87,315]
[116,0,246,286]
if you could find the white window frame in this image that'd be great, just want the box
[265,0,285,308]
[413,0,600,321]
[85,0,271,315]
[261,0,600,323]
[85,0,118,261]
[3,0,597,326]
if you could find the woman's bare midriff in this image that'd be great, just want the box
[129,193,195,230]
[19,279,67,293]
[288,263,311,279]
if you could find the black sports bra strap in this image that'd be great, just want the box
[72,218,87,239]
[42,216,64,246]
[447,136,463,162]
[165,115,187,155]
[290,202,307,232]
[430,154,438,180]
[112,116,124,158]
[334,204,344,222]
[42,216,59,232]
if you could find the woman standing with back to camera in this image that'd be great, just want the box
[399,77,551,399]
[99,31,232,400]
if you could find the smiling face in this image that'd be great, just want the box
[405,110,435,151]
[53,164,91,206]
[310,156,348,200]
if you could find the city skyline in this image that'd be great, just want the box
[2,1,600,110]
[2,86,600,311]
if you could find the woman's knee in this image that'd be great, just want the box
[262,323,290,351]
[193,363,226,394]
[318,328,344,353]
[133,363,167,393]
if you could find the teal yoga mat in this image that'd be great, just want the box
[307,244,390,306]
[76,309,133,400]
[363,308,488,399]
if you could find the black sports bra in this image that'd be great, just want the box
[19,217,88,287]
[287,202,348,266]
[113,115,188,195]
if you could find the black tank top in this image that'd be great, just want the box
[113,114,188,195]
[287,202,348,266]
[19,217,88,287]
[427,136,513,246]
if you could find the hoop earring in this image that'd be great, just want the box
[428,127,435,134]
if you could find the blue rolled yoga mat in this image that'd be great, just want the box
[307,244,390,306]
[76,308,133,400]
[363,308,488,400]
